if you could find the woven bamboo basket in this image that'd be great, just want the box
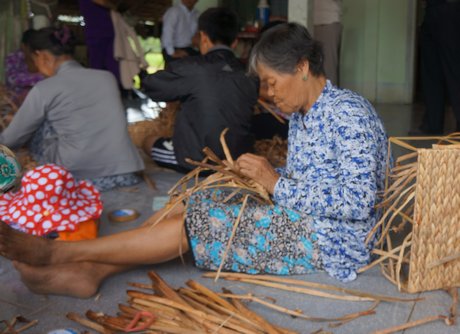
[362,134,460,293]
[127,102,179,148]
[127,119,159,147]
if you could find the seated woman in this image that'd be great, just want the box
[0,23,388,298]
[0,27,144,191]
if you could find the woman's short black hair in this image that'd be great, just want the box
[249,22,325,77]
[27,26,76,56]
[21,29,37,45]
[198,7,239,46]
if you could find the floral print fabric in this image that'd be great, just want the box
[186,80,388,282]
[186,189,323,275]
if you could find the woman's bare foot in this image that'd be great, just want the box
[0,222,55,265]
[13,261,127,298]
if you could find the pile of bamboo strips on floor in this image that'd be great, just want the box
[68,271,294,334]
[204,272,458,334]
[67,270,441,334]
[359,134,460,293]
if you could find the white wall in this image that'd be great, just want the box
[287,0,313,31]
[340,0,417,103]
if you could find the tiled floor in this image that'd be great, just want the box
[1,103,459,334]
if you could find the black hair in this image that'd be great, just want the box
[198,7,239,46]
[21,29,37,45]
[249,22,325,77]
[27,26,76,56]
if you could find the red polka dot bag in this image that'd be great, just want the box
[0,164,103,236]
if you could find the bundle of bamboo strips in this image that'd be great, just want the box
[148,129,272,279]
[68,271,295,334]
[360,134,460,293]
[128,102,179,147]
[254,136,287,168]
[151,128,272,228]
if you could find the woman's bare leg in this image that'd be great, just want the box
[142,202,185,227]
[0,212,189,266]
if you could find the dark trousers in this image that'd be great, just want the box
[420,3,460,134]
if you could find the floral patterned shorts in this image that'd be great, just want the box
[185,189,323,275]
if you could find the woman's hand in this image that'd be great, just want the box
[236,153,280,194]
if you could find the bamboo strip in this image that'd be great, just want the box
[219,293,376,323]
[394,151,418,164]
[228,297,283,334]
[372,315,447,334]
[85,310,129,331]
[66,312,112,334]
[216,194,249,281]
[220,128,234,165]
[366,184,415,245]
[204,273,420,303]
[257,99,286,124]
[222,277,370,302]
[371,248,410,262]
[180,294,222,317]
[375,191,415,246]
[186,280,238,312]
[447,288,458,326]
[148,271,189,305]
[427,252,460,270]
[389,138,417,152]
[396,233,412,291]
[178,288,266,333]
[328,301,379,328]
[15,320,38,333]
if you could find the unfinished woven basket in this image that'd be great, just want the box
[127,119,159,147]
[127,102,179,148]
[362,134,460,293]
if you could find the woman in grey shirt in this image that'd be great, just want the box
[0,27,144,190]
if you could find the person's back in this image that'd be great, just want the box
[171,47,256,167]
[29,61,142,178]
[142,7,258,171]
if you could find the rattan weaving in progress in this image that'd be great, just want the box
[361,134,460,293]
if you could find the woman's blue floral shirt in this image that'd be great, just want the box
[273,80,388,281]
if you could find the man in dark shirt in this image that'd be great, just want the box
[141,7,258,172]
